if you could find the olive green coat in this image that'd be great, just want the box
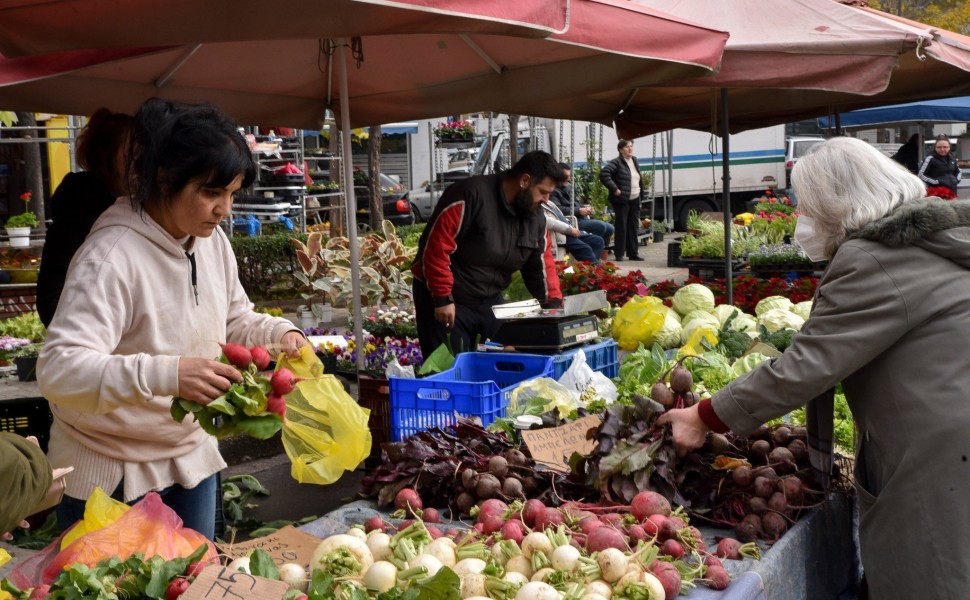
[712,198,970,599]
[0,432,52,534]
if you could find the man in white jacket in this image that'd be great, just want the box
[541,197,604,263]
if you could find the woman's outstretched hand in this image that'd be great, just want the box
[657,404,709,455]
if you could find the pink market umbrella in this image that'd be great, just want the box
[0,0,728,369]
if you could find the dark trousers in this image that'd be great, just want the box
[413,280,502,359]
[611,200,641,259]
[563,232,605,263]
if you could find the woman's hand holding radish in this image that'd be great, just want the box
[657,404,708,455]
[279,331,309,358]
[177,357,243,405]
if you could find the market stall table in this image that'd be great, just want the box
[300,493,859,600]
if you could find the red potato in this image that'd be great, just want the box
[249,345,271,370]
[220,343,253,369]
[631,490,672,521]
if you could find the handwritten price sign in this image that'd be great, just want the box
[181,565,289,600]
[520,414,601,472]
[218,526,321,567]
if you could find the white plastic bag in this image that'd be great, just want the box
[385,359,415,379]
[558,349,618,404]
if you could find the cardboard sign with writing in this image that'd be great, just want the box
[181,565,289,600]
[520,414,601,472]
[218,525,321,567]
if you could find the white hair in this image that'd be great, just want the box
[791,136,926,256]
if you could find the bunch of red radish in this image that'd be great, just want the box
[370,487,761,597]
[218,342,300,418]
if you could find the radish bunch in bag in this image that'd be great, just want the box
[170,343,291,440]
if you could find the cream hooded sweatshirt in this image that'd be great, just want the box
[38,197,299,502]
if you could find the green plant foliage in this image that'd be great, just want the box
[0,311,45,342]
[395,222,426,248]
[229,232,307,301]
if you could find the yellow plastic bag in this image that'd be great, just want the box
[613,295,667,351]
[678,327,719,359]
[277,347,372,484]
[509,377,578,419]
[59,487,130,549]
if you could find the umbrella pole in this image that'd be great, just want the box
[336,38,366,371]
[720,88,733,306]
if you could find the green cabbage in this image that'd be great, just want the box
[682,309,718,327]
[730,313,759,333]
[759,308,805,333]
[732,352,769,377]
[681,312,721,345]
[713,304,742,327]
[755,295,793,317]
[671,283,716,316]
[791,300,813,321]
[656,307,684,349]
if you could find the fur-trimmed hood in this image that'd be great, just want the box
[850,197,970,268]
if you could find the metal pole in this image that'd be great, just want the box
[336,38,366,370]
[720,88,733,306]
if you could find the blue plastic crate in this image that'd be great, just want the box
[389,352,554,441]
[548,339,620,380]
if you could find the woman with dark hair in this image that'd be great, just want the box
[37,109,133,327]
[37,98,307,538]
[599,139,643,261]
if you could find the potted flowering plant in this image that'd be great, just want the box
[433,120,475,142]
[6,192,38,247]
[748,243,825,276]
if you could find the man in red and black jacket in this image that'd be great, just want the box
[411,151,565,357]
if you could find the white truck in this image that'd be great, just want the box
[410,117,788,229]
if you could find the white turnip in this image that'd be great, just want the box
[515,581,561,600]
[278,563,308,592]
[585,580,613,599]
[505,555,535,579]
[521,532,553,559]
[550,545,581,573]
[596,548,629,583]
[362,561,398,593]
[366,531,392,562]
[424,537,457,568]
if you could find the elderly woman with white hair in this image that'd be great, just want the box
[660,136,970,599]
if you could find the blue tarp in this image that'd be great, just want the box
[818,96,970,128]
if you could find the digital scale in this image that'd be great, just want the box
[491,290,609,351]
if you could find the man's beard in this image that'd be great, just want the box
[513,187,539,215]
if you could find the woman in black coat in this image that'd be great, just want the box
[599,139,644,261]
[918,135,961,196]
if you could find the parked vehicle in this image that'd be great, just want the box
[785,135,825,187]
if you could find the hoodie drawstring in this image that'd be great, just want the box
[186,252,199,306]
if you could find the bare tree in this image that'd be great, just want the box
[368,125,384,230]
[16,112,46,228]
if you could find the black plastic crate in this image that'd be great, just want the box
[667,241,685,267]
[0,397,53,452]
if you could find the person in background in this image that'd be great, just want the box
[411,151,564,358]
[37,98,307,539]
[890,133,920,175]
[659,136,970,599]
[37,109,133,327]
[918,134,961,197]
[599,139,644,261]
[541,194,604,264]
[0,433,52,538]
[551,163,614,254]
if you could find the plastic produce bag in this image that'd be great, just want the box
[558,349,618,404]
[9,492,216,588]
[59,487,130,549]
[613,295,667,351]
[678,326,719,359]
[385,359,415,379]
[277,347,372,484]
[508,377,578,419]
